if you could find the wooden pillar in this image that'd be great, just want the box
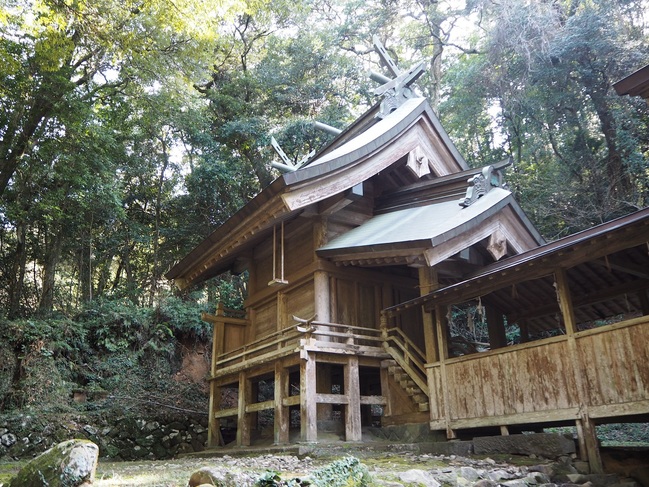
[316,363,333,420]
[555,268,603,474]
[486,305,507,349]
[314,270,331,322]
[237,372,251,446]
[379,363,392,419]
[274,362,289,445]
[300,351,317,442]
[435,304,456,439]
[519,319,530,343]
[277,292,287,331]
[419,267,440,363]
[638,288,649,316]
[555,268,577,334]
[576,415,603,473]
[344,356,362,441]
[208,304,224,448]
[207,381,221,447]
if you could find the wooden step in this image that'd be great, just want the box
[400,379,416,389]
[411,393,428,403]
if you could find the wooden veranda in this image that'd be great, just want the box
[385,208,649,472]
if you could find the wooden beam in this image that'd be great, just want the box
[245,400,275,413]
[591,256,649,279]
[429,407,581,430]
[316,393,349,404]
[360,395,387,405]
[283,395,301,407]
[508,279,649,324]
[214,407,238,419]
[201,312,248,326]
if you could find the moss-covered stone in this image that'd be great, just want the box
[8,439,98,487]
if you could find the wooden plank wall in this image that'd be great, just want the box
[285,281,315,327]
[427,317,649,427]
[576,319,649,415]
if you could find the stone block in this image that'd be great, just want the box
[473,433,576,458]
[421,440,474,457]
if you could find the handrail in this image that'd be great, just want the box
[214,319,387,374]
[387,327,426,365]
[383,326,428,392]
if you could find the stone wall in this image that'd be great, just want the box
[0,413,208,461]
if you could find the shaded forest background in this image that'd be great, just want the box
[0,0,648,416]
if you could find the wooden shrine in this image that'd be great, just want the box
[166,51,649,471]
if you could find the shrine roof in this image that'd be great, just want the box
[317,188,542,266]
[166,95,475,286]
[614,63,649,100]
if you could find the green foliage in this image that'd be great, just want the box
[156,295,212,341]
[0,297,213,414]
[255,457,371,487]
[256,471,309,486]
[309,456,371,487]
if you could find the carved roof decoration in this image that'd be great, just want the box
[459,165,504,207]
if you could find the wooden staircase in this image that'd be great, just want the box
[382,359,429,412]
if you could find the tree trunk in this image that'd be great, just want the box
[38,229,64,314]
[8,223,28,318]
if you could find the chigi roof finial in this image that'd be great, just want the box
[370,35,427,119]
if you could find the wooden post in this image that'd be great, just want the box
[555,268,577,335]
[300,351,317,442]
[316,363,333,420]
[486,305,507,349]
[345,356,362,441]
[638,288,649,315]
[576,415,603,473]
[519,319,530,343]
[419,267,439,363]
[379,364,392,418]
[314,270,331,322]
[436,304,456,439]
[555,268,603,474]
[207,381,221,447]
[277,291,287,332]
[274,361,289,445]
[237,372,251,446]
[314,270,331,349]
[208,303,223,448]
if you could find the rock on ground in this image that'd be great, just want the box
[9,439,98,487]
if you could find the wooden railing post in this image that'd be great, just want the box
[380,313,388,339]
